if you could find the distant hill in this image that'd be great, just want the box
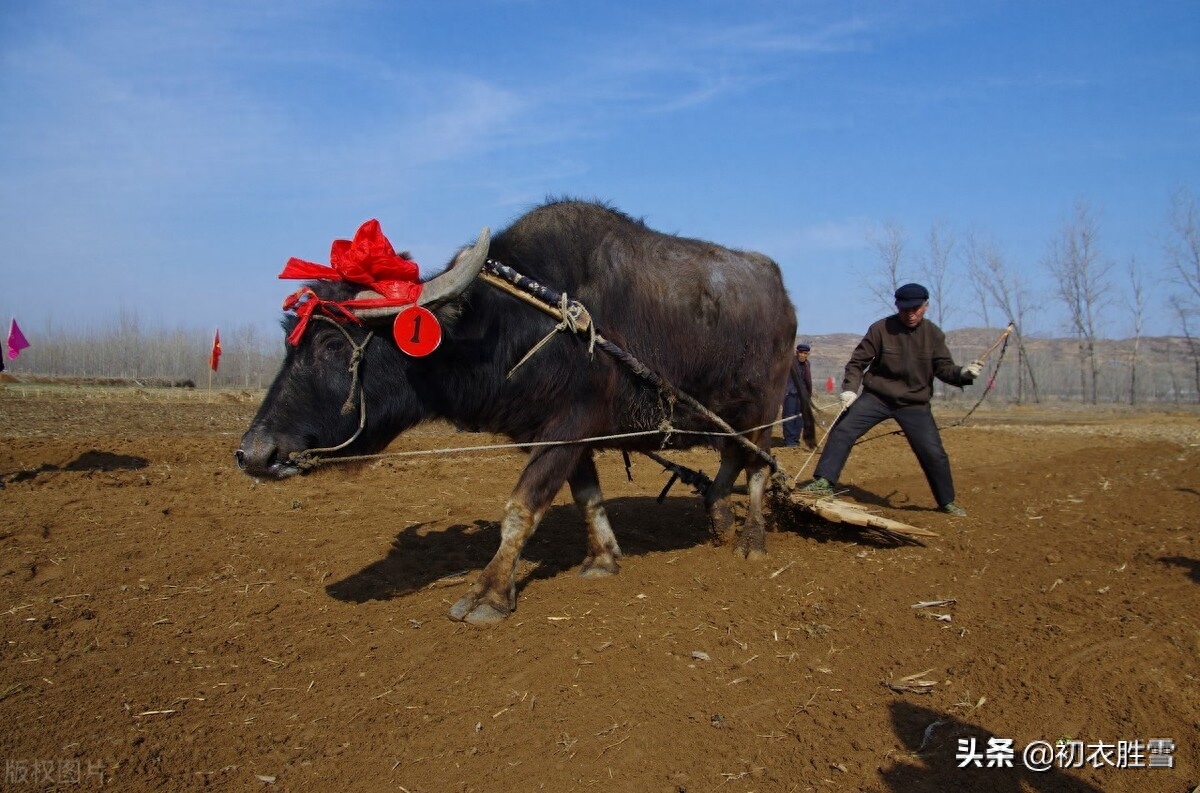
[794,328,1198,403]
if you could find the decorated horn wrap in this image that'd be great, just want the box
[352,228,490,321]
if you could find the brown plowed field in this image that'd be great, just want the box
[1,387,1198,792]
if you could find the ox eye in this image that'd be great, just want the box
[315,334,348,360]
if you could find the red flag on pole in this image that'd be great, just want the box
[7,318,30,360]
[210,330,221,372]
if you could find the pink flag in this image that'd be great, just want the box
[7,318,30,360]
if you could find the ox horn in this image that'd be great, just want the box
[419,226,490,306]
[351,227,491,321]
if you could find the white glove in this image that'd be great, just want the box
[839,390,858,409]
[962,360,983,379]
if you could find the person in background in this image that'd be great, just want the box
[798,283,982,516]
[782,343,815,448]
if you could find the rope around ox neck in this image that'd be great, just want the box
[287,315,375,470]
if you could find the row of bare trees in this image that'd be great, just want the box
[5,317,282,390]
[862,189,1200,404]
[8,311,1193,404]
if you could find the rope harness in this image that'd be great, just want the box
[479,259,779,474]
[285,268,1015,512]
[288,315,374,471]
[286,259,782,478]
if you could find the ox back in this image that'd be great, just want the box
[239,199,797,624]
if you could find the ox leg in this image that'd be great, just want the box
[705,446,743,545]
[706,440,772,560]
[449,445,582,625]
[571,452,622,578]
[736,426,774,560]
[737,463,770,561]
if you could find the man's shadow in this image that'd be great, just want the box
[326,494,711,604]
[1160,556,1200,584]
[882,701,1105,792]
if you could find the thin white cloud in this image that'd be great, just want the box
[688,16,878,56]
[559,10,887,116]
[760,219,875,261]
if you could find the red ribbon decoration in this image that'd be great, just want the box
[278,220,423,345]
[280,288,358,346]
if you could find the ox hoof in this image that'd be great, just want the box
[737,545,768,562]
[708,501,736,545]
[449,594,512,625]
[735,528,768,560]
[579,554,620,578]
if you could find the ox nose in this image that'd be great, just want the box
[237,429,280,476]
[237,429,302,479]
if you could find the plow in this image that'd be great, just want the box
[641,448,940,547]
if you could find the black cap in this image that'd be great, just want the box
[894,283,930,309]
[796,343,810,352]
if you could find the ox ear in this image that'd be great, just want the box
[418,227,490,308]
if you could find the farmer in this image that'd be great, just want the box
[798,283,982,516]
[782,343,815,448]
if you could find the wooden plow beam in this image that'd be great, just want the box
[769,486,939,546]
[641,449,939,546]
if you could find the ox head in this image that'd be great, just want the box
[236,229,490,479]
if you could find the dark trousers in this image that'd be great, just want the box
[814,391,956,507]
[782,393,805,446]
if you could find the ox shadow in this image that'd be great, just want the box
[1159,556,1200,585]
[2,450,149,485]
[881,701,1104,792]
[326,494,713,604]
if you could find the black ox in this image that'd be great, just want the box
[238,200,797,624]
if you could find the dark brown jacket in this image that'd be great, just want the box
[842,315,974,405]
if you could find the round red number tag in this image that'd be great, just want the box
[393,306,442,357]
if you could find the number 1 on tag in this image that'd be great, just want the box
[393,306,442,357]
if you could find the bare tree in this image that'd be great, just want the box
[1166,187,1200,301]
[1125,259,1146,405]
[963,231,993,330]
[1169,294,1200,402]
[115,308,142,380]
[1046,200,1111,404]
[921,219,956,328]
[1165,187,1200,401]
[864,220,907,313]
[962,232,1041,403]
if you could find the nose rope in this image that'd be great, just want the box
[288,315,374,470]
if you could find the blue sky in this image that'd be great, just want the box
[2,0,1198,343]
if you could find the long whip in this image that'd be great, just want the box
[976,322,1015,365]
